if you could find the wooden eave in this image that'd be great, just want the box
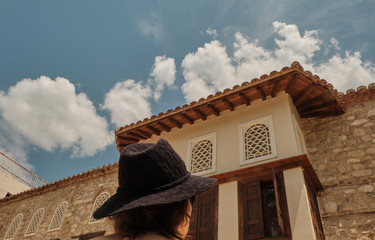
[115,62,344,152]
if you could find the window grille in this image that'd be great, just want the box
[239,115,277,165]
[48,202,68,231]
[191,140,213,173]
[244,124,271,160]
[188,132,216,175]
[25,208,45,236]
[89,192,110,223]
[4,214,23,239]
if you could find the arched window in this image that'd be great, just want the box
[4,214,23,239]
[89,192,110,223]
[24,208,45,236]
[188,132,217,175]
[244,124,271,160]
[48,202,68,231]
[240,115,277,165]
[191,140,213,173]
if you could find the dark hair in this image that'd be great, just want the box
[110,199,191,240]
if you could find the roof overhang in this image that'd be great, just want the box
[115,62,344,152]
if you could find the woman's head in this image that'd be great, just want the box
[93,139,216,238]
[111,199,192,240]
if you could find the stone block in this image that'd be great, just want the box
[367,109,375,117]
[352,170,372,177]
[351,119,368,126]
[358,185,374,192]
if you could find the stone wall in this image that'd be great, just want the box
[301,97,375,240]
[0,168,118,240]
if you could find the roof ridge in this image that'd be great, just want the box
[0,162,118,205]
[116,61,342,133]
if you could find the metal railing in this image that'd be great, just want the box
[0,152,47,189]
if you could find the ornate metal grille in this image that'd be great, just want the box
[4,214,23,239]
[25,208,45,236]
[48,202,68,231]
[89,192,110,223]
[191,140,213,173]
[244,124,271,160]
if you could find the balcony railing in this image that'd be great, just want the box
[0,152,47,189]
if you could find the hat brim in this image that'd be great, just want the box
[93,175,217,219]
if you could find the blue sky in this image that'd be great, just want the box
[0,0,374,183]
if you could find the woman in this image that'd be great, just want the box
[93,138,217,240]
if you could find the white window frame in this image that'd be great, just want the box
[4,214,23,240]
[187,132,217,176]
[24,208,45,236]
[88,192,110,224]
[47,201,68,232]
[239,115,277,165]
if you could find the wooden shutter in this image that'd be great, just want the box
[273,168,290,237]
[305,176,326,240]
[187,186,218,240]
[239,181,264,240]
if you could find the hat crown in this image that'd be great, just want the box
[118,139,188,195]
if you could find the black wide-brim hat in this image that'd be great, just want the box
[94,138,217,219]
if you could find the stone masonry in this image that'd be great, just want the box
[301,92,375,240]
[0,165,118,240]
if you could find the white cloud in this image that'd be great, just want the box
[233,32,283,83]
[273,21,322,65]
[0,118,32,169]
[181,40,236,102]
[0,76,113,158]
[102,79,152,127]
[206,27,218,38]
[149,56,176,100]
[316,51,375,91]
[137,12,164,41]
[325,37,341,55]
[180,21,375,101]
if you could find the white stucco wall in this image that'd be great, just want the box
[144,92,301,176]
[218,181,238,240]
[284,167,316,240]
[0,169,30,198]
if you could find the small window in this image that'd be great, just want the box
[24,208,45,236]
[239,115,277,165]
[89,192,110,223]
[4,214,23,240]
[48,202,68,231]
[188,133,217,175]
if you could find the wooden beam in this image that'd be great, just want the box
[194,109,207,120]
[118,143,128,148]
[127,132,147,140]
[293,83,314,106]
[271,80,280,98]
[146,126,160,136]
[169,117,182,129]
[157,122,171,132]
[300,110,342,118]
[300,101,337,115]
[222,99,234,111]
[207,104,220,116]
[117,135,139,142]
[285,73,298,94]
[256,87,267,101]
[296,91,331,111]
[181,113,194,125]
[239,93,250,106]
[136,129,151,138]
